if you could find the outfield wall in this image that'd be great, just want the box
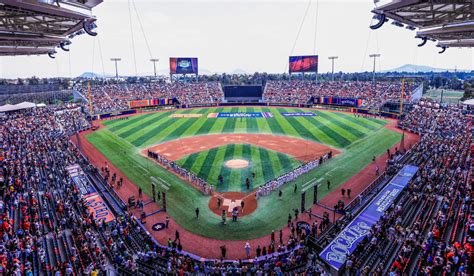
[91,102,403,120]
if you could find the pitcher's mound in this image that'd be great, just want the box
[225,159,249,169]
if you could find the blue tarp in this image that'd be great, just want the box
[319,165,418,271]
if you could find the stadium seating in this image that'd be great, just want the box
[76,82,223,114]
[0,84,72,105]
[264,80,419,109]
[0,91,471,274]
[75,79,419,114]
[343,103,473,275]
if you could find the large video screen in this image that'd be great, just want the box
[289,55,318,73]
[169,57,198,74]
[224,85,263,98]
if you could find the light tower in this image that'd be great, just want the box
[369,54,380,84]
[150,58,159,77]
[110,58,122,79]
[328,56,338,82]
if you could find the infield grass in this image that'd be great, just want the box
[176,144,302,192]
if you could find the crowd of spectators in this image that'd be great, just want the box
[397,103,472,274]
[264,80,418,109]
[1,93,471,275]
[76,81,223,114]
[75,78,420,115]
[344,102,473,275]
[0,105,329,274]
[0,106,106,274]
[0,91,73,106]
[0,106,173,274]
[0,83,72,105]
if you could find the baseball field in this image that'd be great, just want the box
[85,106,402,240]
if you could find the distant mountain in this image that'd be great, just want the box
[78,70,216,78]
[230,69,248,74]
[78,72,110,79]
[198,69,214,75]
[385,64,470,73]
[156,68,215,76]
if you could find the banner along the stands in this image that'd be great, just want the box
[319,164,418,271]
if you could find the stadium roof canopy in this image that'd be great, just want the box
[463,98,474,105]
[0,101,36,112]
[371,0,473,51]
[0,0,102,57]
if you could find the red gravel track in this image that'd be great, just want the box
[72,113,419,260]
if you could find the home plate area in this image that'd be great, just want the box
[222,198,242,212]
[208,192,257,217]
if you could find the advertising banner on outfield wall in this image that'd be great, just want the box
[319,165,418,271]
[315,97,362,107]
[281,112,316,117]
[208,112,273,118]
[129,98,174,109]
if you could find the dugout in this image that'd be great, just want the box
[223,85,263,103]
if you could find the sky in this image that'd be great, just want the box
[0,0,472,78]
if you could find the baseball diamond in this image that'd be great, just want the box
[3,0,472,274]
[85,106,403,240]
[0,0,474,276]
[176,144,302,192]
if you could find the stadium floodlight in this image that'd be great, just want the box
[416,36,428,47]
[150,58,159,77]
[369,54,381,84]
[328,56,338,82]
[110,58,122,79]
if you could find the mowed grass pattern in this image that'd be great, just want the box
[88,107,402,240]
[102,107,386,149]
[176,144,302,192]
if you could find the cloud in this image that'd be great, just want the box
[0,0,472,78]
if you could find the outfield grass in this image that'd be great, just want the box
[176,144,302,192]
[102,107,386,148]
[87,107,401,240]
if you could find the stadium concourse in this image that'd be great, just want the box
[0,79,471,275]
